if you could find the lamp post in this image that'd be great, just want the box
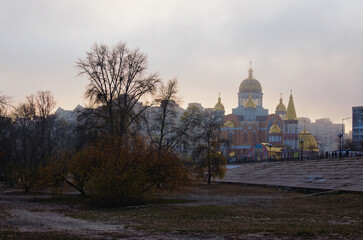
[342,117,352,157]
[268,143,272,161]
[338,132,343,158]
[227,126,230,161]
[299,139,304,160]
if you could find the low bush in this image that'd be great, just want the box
[40,135,191,207]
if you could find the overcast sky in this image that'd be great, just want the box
[1,0,362,131]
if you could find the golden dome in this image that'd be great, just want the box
[244,94,256,108]
[239,67,262,93]
[299,129,319,152]
[269,121,281,134]
[214,96,225,111]
[285,92,297,120]
[224,120,235,128]
[275,95,286,112]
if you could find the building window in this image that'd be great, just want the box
[228,131,233,142]
[252,132,257,144]
[243,132,248,143]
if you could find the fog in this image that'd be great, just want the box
[1,0,362,131]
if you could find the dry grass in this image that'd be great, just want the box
[62,183,363,239]
[0,231,89,240]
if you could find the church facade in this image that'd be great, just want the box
[216,65,300,160]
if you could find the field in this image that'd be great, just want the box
[0,182,362,240]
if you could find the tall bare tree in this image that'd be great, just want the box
[0,92,13,175]
[36,91,56,160]
[35,90,56,120]
[145,79,179,152]
[0,92,11,117]
[192,110,226,184]
[76,42,160,138]
[145,79,201,154]
[12,91,56,165]
[11,91,57,192]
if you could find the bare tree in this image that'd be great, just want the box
[155,79,179,151]
[34,91,57,161]
[192,110,226,185]
[76,42,160,138]
[145,79,201,154]
[12,91,57,190]
[13,98,37,168]
[0,92,13,175]
[0,92,11,117]
[35,90,56,119]
[145,79,179,151]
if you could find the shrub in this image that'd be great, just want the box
[68,136,191,207]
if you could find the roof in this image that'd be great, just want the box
[276,96,287,112]
[269,121,281,134]
[214,97,225,111]
[285,93,297,120]
[239,67,262,93]
[299,129,319,151]
[224,120,235,128]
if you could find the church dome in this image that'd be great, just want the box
[239,67,262,93]
[269,121,281,134]
[224,120,235,128]
[214,96,225,111]
[244,94,256,108]
[299,129,319,152]
[276,96,286,112]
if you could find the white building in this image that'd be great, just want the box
[298,117,342,152]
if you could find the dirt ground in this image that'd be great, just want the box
[0,182,362,240]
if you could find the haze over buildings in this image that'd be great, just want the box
[298,117,342,152]
[1,0,362,132]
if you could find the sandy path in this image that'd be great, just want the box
[0,187,138,239]
[7,208,125,237]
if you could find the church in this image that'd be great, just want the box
[215,64,313,160]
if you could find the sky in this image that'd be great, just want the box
[1,0,362,132]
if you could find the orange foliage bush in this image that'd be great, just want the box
[69,136,191,206]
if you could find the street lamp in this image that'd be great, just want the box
[338,132,343,158]
[227,126,230,161]
[268,143,272,161]
[299,139,304,160]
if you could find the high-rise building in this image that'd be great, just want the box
[352,106,363,149]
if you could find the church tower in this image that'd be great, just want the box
[238,62,263,108]
[232,62,268,117]
[214,94,225,112]
[275,93,287,120]
[214,94,225,121]
[283,91,299,149]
